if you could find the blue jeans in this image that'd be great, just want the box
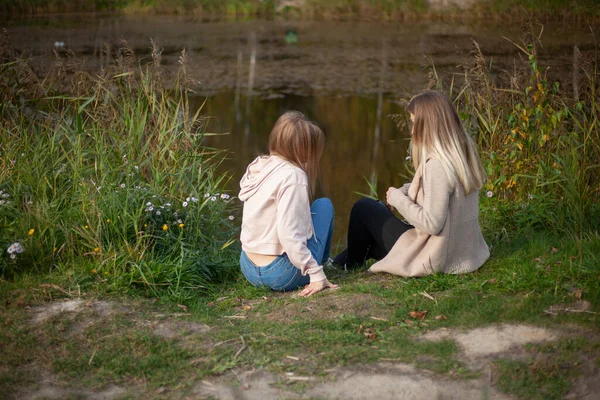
[240,198,334,291]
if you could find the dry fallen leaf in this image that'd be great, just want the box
[177,304,188,312]
[551,247,558,254]
[242,305,252,310]
[409,310,428,320]
[574,289,583,300]
[357,324,364,334]
[262,296,271,302]
[403,319,414,325]
[363,328,376,340]
[434,315,448,320]
[534,257,543,262]
[488,279,497,284]
[207,301,215,307]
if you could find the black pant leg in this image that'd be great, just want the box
[336,198,413,267]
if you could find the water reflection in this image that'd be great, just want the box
[199,93,409,248]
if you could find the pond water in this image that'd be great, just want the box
[6,15,595,247]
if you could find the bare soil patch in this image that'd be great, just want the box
[420,324,558,367]
[15,369,126,400]
[195,363,510,400]
[262,293,390,322]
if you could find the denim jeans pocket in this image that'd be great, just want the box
[271,268,300,291]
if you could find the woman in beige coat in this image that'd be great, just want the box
[333,90,490,276]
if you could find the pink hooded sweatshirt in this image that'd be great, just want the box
[239,155,326,282]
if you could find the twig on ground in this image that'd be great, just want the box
[234,345,246,359]
[370,316,388,321]
[223,315,247,319]
[89,349,97,365]
[212,338,237,348]
[420,291,437,304]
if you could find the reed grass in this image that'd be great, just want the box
[429,25,600,237]
[0,32,239,300]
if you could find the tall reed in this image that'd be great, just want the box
[0,32,239,299]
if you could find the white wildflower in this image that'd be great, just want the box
[228,215,234,221]
[165,203,171,207]
[486,191,493,198]
[177,219,183,224]
[182,201,188,207]
[156,210,161,215]
[191,197,198,203]
[134,166,139,171]
[186,197,191,202]
[210,196,217,202]
[7,242,24,254]
[120,183,126,189]
[146,202,153,206]
[221,193,230,200]
[528,193,534,200]
[10,254,16,260]
[204,193,210,198]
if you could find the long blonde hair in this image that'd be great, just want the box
[268,111,325,195]
[407,90,486,195]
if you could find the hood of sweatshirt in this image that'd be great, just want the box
[239,155,288,201]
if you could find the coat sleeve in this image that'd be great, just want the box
[276,183,326,282]
[387,159,454,235]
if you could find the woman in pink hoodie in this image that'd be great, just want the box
[239,111,337,297]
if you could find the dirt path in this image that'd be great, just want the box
[10,298,600,399]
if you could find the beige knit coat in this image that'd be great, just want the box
[369,158,490,277]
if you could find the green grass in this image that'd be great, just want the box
[1,231,598,398]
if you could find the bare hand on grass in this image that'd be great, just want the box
[299,279,338,297]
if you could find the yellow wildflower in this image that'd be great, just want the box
[103,271,108,276]
[179,223,184,228]
[162,224,168,231]
[28,228,35,236]
[91,268,97,274]
[84,225,89,229]
[106,219,111,223]
[93,247,100,253]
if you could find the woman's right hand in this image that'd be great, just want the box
[299,279,338,297]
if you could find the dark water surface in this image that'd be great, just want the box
[7,15,596,246]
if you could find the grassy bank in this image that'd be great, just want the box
[0,33,240,301]
[2,0,600,20]
[1,230,599,398]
